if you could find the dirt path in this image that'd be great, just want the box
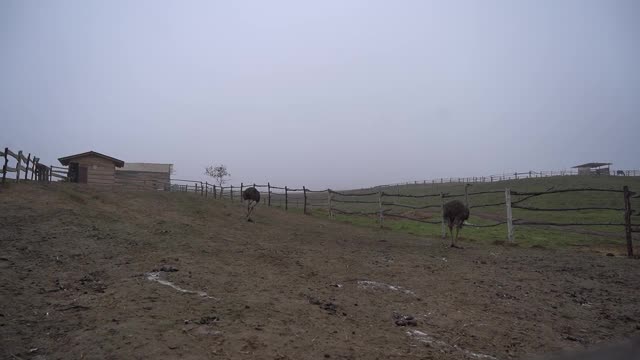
[1,184,639,359]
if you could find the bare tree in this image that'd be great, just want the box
[205,164,230,186]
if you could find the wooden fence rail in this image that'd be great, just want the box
[1,146,61,184]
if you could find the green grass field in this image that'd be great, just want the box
[324,175,640,251]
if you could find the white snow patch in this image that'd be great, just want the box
[406,329,497,359]
[357,280,417,296]
[406,329,448,347]
[146,272,219,300]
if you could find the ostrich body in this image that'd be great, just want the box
[443,200,469,248]
[242,187,261,221]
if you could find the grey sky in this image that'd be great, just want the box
[1,0,638,189]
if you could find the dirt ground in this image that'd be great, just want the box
[1,183,639,360]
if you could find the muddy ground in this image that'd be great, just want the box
[1,183,639,359]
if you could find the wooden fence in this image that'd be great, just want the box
[161,178,638,257]
[1,147,69,184]
[327,185,639,257]
[167,180,328,212]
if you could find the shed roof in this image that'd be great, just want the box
[117,162,172,173]
[58,151,125,167]
[571,162,612,169]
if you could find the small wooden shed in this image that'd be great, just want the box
[58,151,124,185]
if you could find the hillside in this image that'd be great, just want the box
[1,183,639,359]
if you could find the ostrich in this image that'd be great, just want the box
[242,187,260,222]
[443,199,469,249]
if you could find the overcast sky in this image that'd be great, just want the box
[1,0,638,189]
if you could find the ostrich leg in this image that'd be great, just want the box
[452,226,463,249]
[448,226,454,247]
[249,202,256,217]
[247,201,257,221]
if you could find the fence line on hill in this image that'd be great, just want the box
[0,146,67,184]
[368,169,640,190]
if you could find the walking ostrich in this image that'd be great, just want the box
[242,187,260,222]
[443,200,469,249]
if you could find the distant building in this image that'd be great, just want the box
[58,151,172,189]
[116,162,172,190]
[572,162,612,175]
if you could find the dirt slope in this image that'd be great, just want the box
[1,183,639,359]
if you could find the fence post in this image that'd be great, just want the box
[2,147,7,184]
[440,193,446,239]
[240,183,243,203]
[200,182,204,196]
[328,189,332,219]
[31,157,37,180]
[49,165,53,182]
[378,191,384,228]
[24,153,31,180]
[16,150,22,182]
[285,186,288,211]
[213,185,217,199]
[220,186,224,199]
[464,183,471,208]
[267,183,271,207]
[31,158,37,181]
[623,186,634,257]
[303,186,307,214]
[505,188,514,242]
[230,185,234,201]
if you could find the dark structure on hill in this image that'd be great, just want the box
[572,162,612,176]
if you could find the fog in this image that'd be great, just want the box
[1,0,638,189]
